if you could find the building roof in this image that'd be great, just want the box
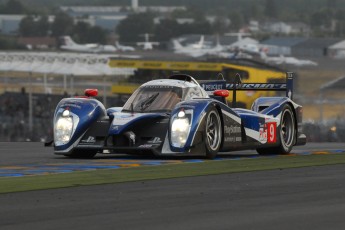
[17,37,56,46]
[60,6,186,15]
[293,38,343,49]
[61,6,124,13]
[0,14,25,20]
[261,37,307,47]
[323,40,345,49]
[176,34,238,46]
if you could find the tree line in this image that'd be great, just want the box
[19,12,107,44]
[3,0,345,48]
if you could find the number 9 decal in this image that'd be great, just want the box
[267,122,276,143]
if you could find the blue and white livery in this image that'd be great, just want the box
[53,72,306,159]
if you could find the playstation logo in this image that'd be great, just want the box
[82,136,96,143]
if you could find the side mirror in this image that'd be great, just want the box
[213,89,229,98]
[84,89,98,97]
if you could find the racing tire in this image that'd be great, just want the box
[64,149,97,159]
[277,104,296,153]
[204,108,222,159]
[256,104,296,155]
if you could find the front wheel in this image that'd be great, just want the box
[204,108,222,159]
[257,104,296,155]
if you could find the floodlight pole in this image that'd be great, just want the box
[28,72,33,137]
[43,73,47,93]
[319,91,324,123]
[63,74,67,93]
[70,74,74,96]
[103,75,107,107]
[4,71,8,92]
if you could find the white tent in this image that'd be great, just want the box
[0,52,135,76]
[328,40,345,58]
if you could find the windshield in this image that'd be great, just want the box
[122,85,182,113]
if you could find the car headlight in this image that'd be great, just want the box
[54,109,79,146]
[55,116,73,143]
[170,110,192,148]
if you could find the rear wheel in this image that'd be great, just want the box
[204,108,222,159]
[278,104,296,153]
[257,104,296,155]
[64,149,97,159]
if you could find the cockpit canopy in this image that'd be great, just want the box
[122,79,208,113]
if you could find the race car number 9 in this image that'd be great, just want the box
[267,122,277,143]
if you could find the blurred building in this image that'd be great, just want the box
[261,37,345,57]
[326,40,345,58]
[0,15,55,36]
[261,21,311,36]
[291,38,343,57]
[60,5,186,32]
[0,15,25,35]
[260,37,307,56]
[60,6,129,32]
[17,37,56,50]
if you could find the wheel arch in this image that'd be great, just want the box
[285,101,298,145]
[213,102,225,149]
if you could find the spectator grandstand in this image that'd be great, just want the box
[1,90,344,143]
[0,91,123,142]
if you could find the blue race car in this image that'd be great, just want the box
[53,72,306,159]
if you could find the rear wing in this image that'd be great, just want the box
[200,72,294,107]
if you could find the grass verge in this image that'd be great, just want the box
[1,154,345,194]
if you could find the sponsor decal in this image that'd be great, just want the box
[156,120,169,124]
[224,125,241,135]
[267,122,277,143]
[81,136,96,143]
[97,120,109,123]
[142,63,162,68]
[226,83,286,90]
[259,122,277,143]
[202,84,224,91]
[148,137,162,144]
[61,103,81,109]
[259,124,267,142]
[224,136,242,142]
[224,125,242,142]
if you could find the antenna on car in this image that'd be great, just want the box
[235,73,242,84]
[168,74,200,86]
[232,73,243,108]
[217,72,225,81]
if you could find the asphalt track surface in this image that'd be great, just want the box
[0,142,345,177]
[1,142,345,229]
